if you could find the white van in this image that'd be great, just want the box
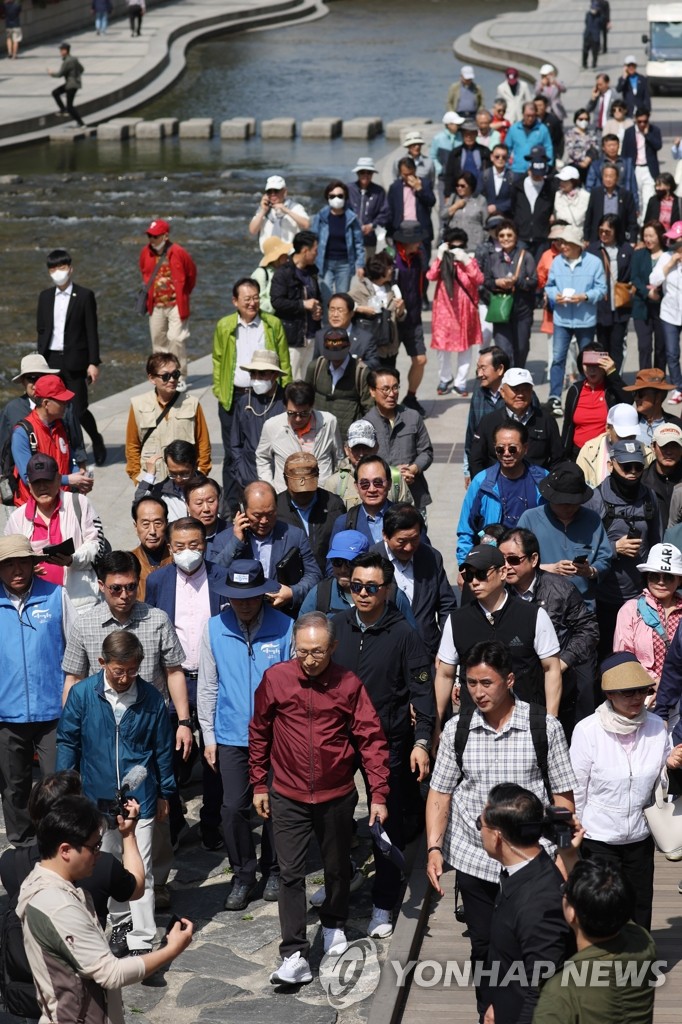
[642,4,682,93]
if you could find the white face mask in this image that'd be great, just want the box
[328,196,345,210]
[173,549,204,574]
[576,119,589,130]
[150,239,166,253]
[251,379,273,396]
[50,269,71,287]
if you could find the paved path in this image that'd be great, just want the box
[0,0,327,147]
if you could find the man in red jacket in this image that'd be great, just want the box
[249,610,389,986]
[139,218,197,389]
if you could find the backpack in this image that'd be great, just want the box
[0,420,38,506]
[454,700,553,802]
[0,847,41,1019]
[315,576,335,614]
[312,356,367,398]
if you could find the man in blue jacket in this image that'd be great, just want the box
[197,560,293,912]
[505,103,554,175]
[346,157,391,259]
[0,535,74,847]
[457,422,547,564]
[56,630,176,956]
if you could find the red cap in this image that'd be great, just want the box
[506,67,519,82]
[33,375,75,402]
[146,218,170,237]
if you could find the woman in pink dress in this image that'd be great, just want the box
[427,227,483,397]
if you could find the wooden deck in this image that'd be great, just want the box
[399,855,682,1023]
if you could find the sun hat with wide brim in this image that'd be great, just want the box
[239,350,285,375]
[0,536,41,563]
[538,462,593,504]
[259,237,292,267]
[212,559,280,600]
[601,652,653,692]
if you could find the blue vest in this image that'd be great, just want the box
[208,606,293,747]
[0,578,65,722]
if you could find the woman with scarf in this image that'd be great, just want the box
[613,543,682,697]
[426,227,483,396]
[570,651,682,930]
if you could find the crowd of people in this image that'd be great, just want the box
[4,48,682,1023]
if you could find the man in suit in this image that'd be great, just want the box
[616,56,652,116]
[584,164,638,243]
[370,503,456,658]
[275,452,346,574]
[443,121,492,199]
[480,144,514,216]
[214,480,320,613]
[621,108,662,219]
[585,133,636,198]
[479,784,573,1024]
[346,157,391,260]
[35,248,105,465]
[387,158,436,247]
[586,73,615,132]
[328,455,397,550]
[144,515,227,853]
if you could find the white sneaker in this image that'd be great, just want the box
[269,951,313,985]
[322,927,348,956]
[367,906,393,939]
[310,863,364,906]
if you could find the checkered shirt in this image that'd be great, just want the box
[430,699,575,882]
[61,601,185,696]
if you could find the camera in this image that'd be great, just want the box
[97,784,133,829]
[542,806,574,849]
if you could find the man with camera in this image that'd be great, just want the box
[57,630,176,957]
[426,640,574,1017]
[248,175,310,253]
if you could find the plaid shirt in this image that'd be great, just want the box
[61,601,185,696]
[430,698,575,882]
[464,385,501,476]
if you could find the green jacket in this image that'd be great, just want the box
[212,311,292,412]
[53,54,83,91]
[533,922,659,1024]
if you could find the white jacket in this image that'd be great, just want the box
[255,410,342,492]
[570,710,671,844]
[553,189,590,230]
[5,492,102,609]
[650,250,682,327]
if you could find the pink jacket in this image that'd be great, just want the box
[613,590,682,682]
[427,255,483,353]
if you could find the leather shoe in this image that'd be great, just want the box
[224,880,257,911]
[263,875,280,902]
[92,437,107,466]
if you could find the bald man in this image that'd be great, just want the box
[215,482,321,611]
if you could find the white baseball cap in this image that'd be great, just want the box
[637,542,682,576]
[540,63,554,75]
[461,65,475,80]
[653,423,682,447]
[265,175,286,190]
[556,165,580,181]
[606,403,640,437]
[624,54,638,65]
[443,111,465,126]
[502,368,534,388]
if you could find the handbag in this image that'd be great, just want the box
[643,778,682,856]
[135,245,172,316]
[615,281,636,309]
[275,547,305,587]
[485,250,526,324]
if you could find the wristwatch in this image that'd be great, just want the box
[177,719,193,728]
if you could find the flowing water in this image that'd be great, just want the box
[0,0,535,402]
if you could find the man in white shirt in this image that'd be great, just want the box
[248,175,310,253]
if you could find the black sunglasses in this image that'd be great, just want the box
[610,686,655,697]
[349,581,386,596]
[155,370,181,382]
[495,444,519,456]
[503,554,527,566]
[461,566,493,584]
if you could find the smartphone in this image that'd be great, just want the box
[572,555,588,565]
[582,350,608,365]
[627,527,642,540]
[165,914,185,935]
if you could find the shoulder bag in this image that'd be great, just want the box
[486,250,525,324]
[644,778,682,857]
[600,248,635,309]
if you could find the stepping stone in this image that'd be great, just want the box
[220,119,249,140]
[156,117,179,135]
[135,120,164,139]
[261,117,296,139]
[179,118,214,139]
[386,117,432,140]
[301,117,342,139]
[342,117,383,139]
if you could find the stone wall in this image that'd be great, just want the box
[3,0,165,47]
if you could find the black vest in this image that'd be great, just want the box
[450,596,544,705]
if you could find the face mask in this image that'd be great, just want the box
[50,269,71,287]
[150,239,166,253]
[173,549,204,574]
[655,189,668,197]
[328,197,345,210]
[251,379,272,396]
[576,119,589,130]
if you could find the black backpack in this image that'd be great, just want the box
[0,420,38,506]
[0,847,41,1019]
[453,700,553,802]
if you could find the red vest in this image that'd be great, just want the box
[13,409,71,506]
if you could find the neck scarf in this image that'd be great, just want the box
[596,699,648,736]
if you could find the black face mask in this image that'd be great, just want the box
[655,189,668,198]
[610,468,642,500]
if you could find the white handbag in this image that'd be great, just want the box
[644,779,682,857]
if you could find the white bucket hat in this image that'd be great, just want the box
[637,543,682,576]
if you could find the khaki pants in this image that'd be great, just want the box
[149,305,189,376]
[288,338,314,380]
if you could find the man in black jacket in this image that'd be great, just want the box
[480,146,515,216]
[480,784,573,1024]
[583,164,638,243]
[621,109,661,216]
[332,552,434,939]
[270,230,322,379]
[641,423,682,529]
[470,367,563,478]
[510,149,554,259]
[370,503,457,658]
[616,57,652,116]
[346,158,391,259]
[275,452,346,574]
[35,248,105,464]
[500,527,600,732]
[443,121,491,199]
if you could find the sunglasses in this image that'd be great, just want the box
[610,686,655,697]
[154,370,181,382]
[475,815,495,832]
[23,374,43,383]
[357,477,388,491]
[647,572,676,583]
[617,463,643,473]
[503,554,527,566]
[461,567,493,584]
[287,409,311,419]
[104,583,137,595]
[349,581,386,596]
[331,558,350,568]
[329,193,345,199]
[495,444,519,455]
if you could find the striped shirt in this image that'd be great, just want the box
[430,698,575,882]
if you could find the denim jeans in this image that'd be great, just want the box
[320,261,353,305]
[660,319,682,389]
[549,324,595,398]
